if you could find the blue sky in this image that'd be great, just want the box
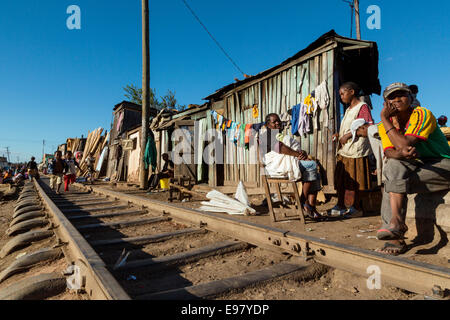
[0,0,449,163]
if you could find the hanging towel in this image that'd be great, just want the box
[239,124,246,146]
[144,131,157,171]
[303,95,316,115]
[297,102,310,136]
[244,124,253,146]
[291,104,301,135]
[228,122,237,141]
[218,115,224,130]
[252,104,259,119]
[314,81,330,128]
[211,110,218,124]
[251,122,265,132]
[234,123,241,144]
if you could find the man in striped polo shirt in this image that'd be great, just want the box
[376,83,450,255]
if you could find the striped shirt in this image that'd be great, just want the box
[378,106,450,159]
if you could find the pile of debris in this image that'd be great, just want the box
[78,128,109,178]
[66,138,86,154]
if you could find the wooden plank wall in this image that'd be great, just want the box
[221,49,337,190]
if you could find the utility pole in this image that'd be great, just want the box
[354,0,361,40]
[42,140,45,162]
[5,147,10,163]
[139,0,150,189]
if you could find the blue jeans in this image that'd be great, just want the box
[299,160,318,181]
[299,160,321,192]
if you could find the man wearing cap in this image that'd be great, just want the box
[376,82,450,255]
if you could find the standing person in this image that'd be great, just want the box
[64,151,80,192]
[408,85,420,108]
[85,152,96,184]
[50,151,67,194]
[437,115,447,128]
[375,82,450,255]
[26,157,38,181]
[327,82,374,218]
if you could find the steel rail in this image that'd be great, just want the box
[33,179,131,300]
[74,183,450,297]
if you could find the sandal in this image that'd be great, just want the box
[376,225,408,240]
[303,203,324,221]
[375,241,408,256]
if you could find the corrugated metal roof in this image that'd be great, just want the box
[204,30,380,101]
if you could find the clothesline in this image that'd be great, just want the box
[210,80,329,148]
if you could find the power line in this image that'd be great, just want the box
[180,0,246,77]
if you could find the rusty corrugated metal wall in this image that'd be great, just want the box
[219,49,337,191]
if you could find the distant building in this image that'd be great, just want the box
[0,157,7,169]
[106,101,159,181]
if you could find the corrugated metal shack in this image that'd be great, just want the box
[204,30,381,192]
[151,104,209,183]
[106,101,158,181]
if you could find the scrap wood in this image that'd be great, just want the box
[169,183,208,200]
[192,185,265,196]
[77,128,107,177]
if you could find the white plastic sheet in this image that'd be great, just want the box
[234,181,250,207]
[198,183,256,216]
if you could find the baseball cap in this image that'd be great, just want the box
[350,119,368,144]
[383,82,412,100]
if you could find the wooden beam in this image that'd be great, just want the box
[342,44,372,51]
[68,210,147,221]
[90,228,207,247]
[116,240,247,271]
[62,205,129,214]
[57,201,117,209]
[138,262,309,300]
[76,216,170,231]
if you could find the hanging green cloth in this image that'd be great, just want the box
[144,131,157,171]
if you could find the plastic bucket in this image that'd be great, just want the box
[160,178,170,190]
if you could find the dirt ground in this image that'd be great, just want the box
[86,182,448,300]
[0,188,88,300]
[0,182,443,300]
[102,182,450,268]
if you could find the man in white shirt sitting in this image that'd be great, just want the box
[259,113,322,220]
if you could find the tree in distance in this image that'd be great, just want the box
[123,85,186,111]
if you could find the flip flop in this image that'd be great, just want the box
[376,241,407,256]
[303,204,325,222]
[376,225,408,240]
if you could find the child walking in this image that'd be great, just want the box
[329,82,374,217]
[64,151,81,192]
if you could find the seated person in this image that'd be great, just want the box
[259,113,322,220]
[148,153,174,190]
[376,83,450,255]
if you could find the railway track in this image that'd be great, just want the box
[0,177,449,300]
